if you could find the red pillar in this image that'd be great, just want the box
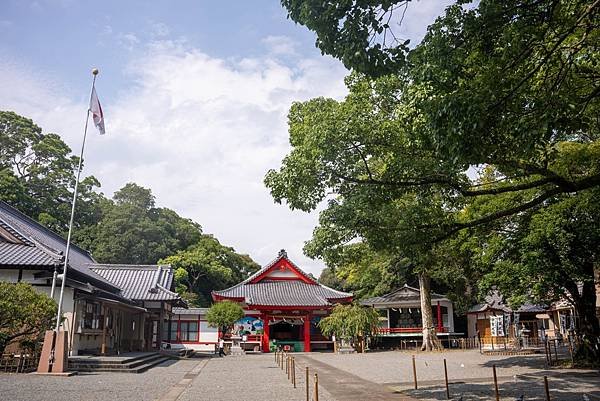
[262,314,270,353]
[303,315,311,352]
[437,302,443,332]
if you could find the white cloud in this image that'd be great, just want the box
[0,0,451,277]
[262,35,298,56]
[0,40,348,276]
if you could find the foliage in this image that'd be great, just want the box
[0,282,57,354]
[206,300,245,335]
[273,1,600,239]
[477,189,600,344]
[269,0,600,354]
[317,243,412,299]
[318,303,380,346]
[0,110,102,234]
[75,183,203,265]
[281,0,412,76]
[160,235,260,307]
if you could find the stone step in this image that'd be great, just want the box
[69,353,170,372]
[69,352,160,366]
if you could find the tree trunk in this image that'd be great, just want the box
[419,273,441,351]
[572,265,600,362]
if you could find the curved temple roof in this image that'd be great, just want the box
[212,249,352,308]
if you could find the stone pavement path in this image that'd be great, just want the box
[296,354,417,401]
[175,354,336,401]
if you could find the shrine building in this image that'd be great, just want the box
[211,250,353,352]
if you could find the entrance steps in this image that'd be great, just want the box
[68,352,171,373]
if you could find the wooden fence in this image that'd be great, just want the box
[0,351,40,373]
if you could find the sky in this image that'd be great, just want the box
[0,0,453,276]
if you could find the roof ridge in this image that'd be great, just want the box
[242,251,318,285]
[155,283,179,297]
[0,220,34,245]
[0,214,64,261]
[0,200,94,260]
[90,263,171,269]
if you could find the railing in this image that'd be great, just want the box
[0,351,40,373]
[377,327,447,334]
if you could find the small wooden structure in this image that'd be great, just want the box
[361,285,461,348]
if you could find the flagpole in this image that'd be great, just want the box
[54,68,99,331]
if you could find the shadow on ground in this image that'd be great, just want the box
[398,371,600,401]
[481,355,546,369]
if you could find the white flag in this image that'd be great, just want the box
[90,87,105,135]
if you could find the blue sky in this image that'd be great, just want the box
[0,0,453,275]
[1,0,319,100]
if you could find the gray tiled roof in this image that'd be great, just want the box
[361,284,446,306]
[173,307,209,315]
[90,264,180,302]
[213,251,352,307]
[0,201,117,291]
[0,242,59,266]
[215,280,351,307]
[467,291,546,314]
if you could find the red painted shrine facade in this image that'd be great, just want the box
[212,250,352,352]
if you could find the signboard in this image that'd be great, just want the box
[233,316,264,336]
[489,315,504,337]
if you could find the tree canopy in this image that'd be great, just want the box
[75,183,203,265]
[160,235,260,307]
[269,0,600,354]
[318,303,380,352]
[0,111,102,234]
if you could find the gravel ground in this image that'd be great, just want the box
[400,372,600,401]
[302,351,600,400]
[0,358,201,401]
[178,354,335,401]
[2,352,597,401]
[305,350,553,384]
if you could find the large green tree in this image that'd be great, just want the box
[270,0,600,351]
[75,183,203,265]
[277,0,600,242]
[160,235,260,307]
[0,111,102,234]
[316,243,411,300]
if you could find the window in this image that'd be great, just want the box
[180,321,198,342]
[83,301,103,330]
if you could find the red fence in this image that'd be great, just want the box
[377,327,447,334]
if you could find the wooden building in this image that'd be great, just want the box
[162,307,219,352]
[211,250,353,353]
[361,285,460,347]
[467,291,552,347]
[0,200,183,355]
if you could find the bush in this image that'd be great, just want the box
[0,281,57,354]
[206,300,244,337]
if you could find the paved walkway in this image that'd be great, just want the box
[175,354,336,401]
[295,354,416,401]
